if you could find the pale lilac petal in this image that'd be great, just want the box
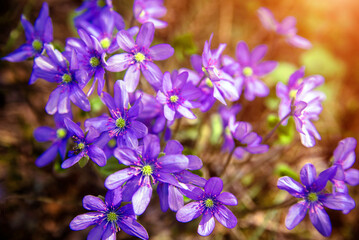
[285,201,308,229]
[106,53,131,72]
[250,44,267,63]
[83,195,107,211]
[116,30,135,52]
[345,169,359,186]
[187,155,203,170]
[255,61,277,76]
[105,168,137,190]
[132,176,152,215]
[158,154,189,172]
[150,44,174,61]
[69,212,100,230]
[136,22,155,48]
[162,71,172,92]
[113,80,129,109]
[164,140,183,155]
[287,35,312,49]
[69,85,91,112]
[45,87,61,115]
[131,120,148,138]
[257,7,277,31]
[176,202,202,222]
[177,105,196,119]
[236,41,250,65]
[141,62,162,90]
[164,105,175,121]
[168,185,184,211]
[117,216,149,240]
[124,64,141,93]
[277,176,305,197]
[143,134,161,159]
[198,211,216,236]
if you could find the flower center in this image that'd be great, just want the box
[142,165,153,176]
[307,192,318,202]
[62,73,72,83]
[77,142,85,150]
[139,10,146,18]
[56,128,67,139]
[115,117,126,128]
[242,67,253,77]
[100,38,111,49]
[108,138,116,148]
[205,78,213,88]
[170,95,179,103]
[32,39,43,52]
[90,57,100,67]
[106,212,118,222]
[205,198,214,208]
[224,126,231,135]
[289,89,298,99]
[97,0,106,7]
[134,52,146,63]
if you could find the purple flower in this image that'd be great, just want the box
[85,80,148,149]
[201,34,239,105]
[65,29,108,95]
[70,189,149,240]
[33,44,90,114]
[276,67,326,147]
[156,70,201,121]
[222,41,277,101]
[277,163,355,237]
[133,0,167,29]
[105,134,189,215]
[157,140,206,212]
[62,118,106,168]
[219,104,242,128]
[106,22,174,92]
[176,177,238,236]
[2,2,53,62]
[33,113,71,167]
[224,121,268,159]
[257,7,312,49]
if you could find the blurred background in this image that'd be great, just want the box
[1,0,359,239]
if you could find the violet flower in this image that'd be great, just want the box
[222,41,277,101]
[176,177,238,236]
[106,22,174,92]
[33,44,90,115]
[62,118,106,168]
[84,80,148,148]
[257,7,312,49]
[201,34,239,105]
[277,163,355,237]
[2,2,53,62]
[133,0,167,29]
[276,67,326,147]
[65,29,108,95]
[33,113,71,167]
[156,70,201,121]
[70,189,149,240]
[105,134,189,215]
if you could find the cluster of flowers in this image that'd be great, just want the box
[2,0,358,239]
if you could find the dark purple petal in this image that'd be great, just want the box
[285,201,308,230]
[34,126,56,142]
[136,22,155,48]
[105,168,137,190]
[164,140,184,155]
[20,16,34,40]
[214,205,237,229]
[101,224,116,240]
[181,186,205,200]
[35,143,58,167]
[83,195,107,211]
[321,193,355,211]
[85,127,101,143]
[116,30,135,52]
[117,216,149,240]
[69,212,101,230]
[64,118,84,139]
[204,177,223,197]
[88,145,107,167]
[124,64,141,93]
[101,92,116,112]
[87,222,104,239]
[187,155,203,170]
[61,154,82,169]
[131,121,148,138]
[300,163,317,188]
[105,188,123,208]
[114,80,129,110]
[34,2,49,35]
[156,172,185,189]
[198,210,216,236]
[150,44,174,61]
[157,183,169,212]
[312,166,337,192]
[143,134,161,159]
[158,154,189,172]
[277,176,305,198]
[106,53,131,72]
[121,175,141,202]
[176,202,202,222]
[309,204,332,237]
[168,185,184,211]
[217,192,238,206]
[69,85,91,112]
[2,44,34,62]
[132,176,152,215]
[128,96,143,118]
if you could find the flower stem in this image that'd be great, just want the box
[262,112,291,143]
[220,147,235,177]
[160,119,168,147]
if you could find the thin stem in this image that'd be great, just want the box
[239,197,297,215]
[220,147,235,177]
[160,119,168,147]
[172,117,182,139]
[262,112,291,143]
[129,14,135,28]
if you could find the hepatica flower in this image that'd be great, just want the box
[34,113,71,167]
[2,2,53,62]
[85,80,148,148]
[62,118,106,168]
[223,41,277,101]
[156,70,201,121]
[66,29,108,95]
[105,134,189,215]
[176,177,238,236]
[33,44,90,115]
[277,163,355,237]
[276,67,326,147]
[70,189,149,240]
[107,22,174,92]
[133,0,167,29]
[257,7,312,49]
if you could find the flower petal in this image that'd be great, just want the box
[164,140,184,155]
[158,154,189,173]
[116,30,135,52]
[309,203,332,237]
[124,64,141,93]
[105,168,137,190]
[61,154,82,169]
[136,22,155,48]
[285,201,308,230]
[198,210,216,236]
[117,215,149,240]
[236,41,250,65]
[83,195,107,211]
[88,145,107,167]
[141,62,163,90]
[176,202,202,222]
[35,143,58,167]
[214,205,237,229]
[69,212,100,230]
[277,176,305,197]
[217,192,238,206]
[132,176,152,215]
[64,118,84,138]
[150,44,174,61]
[106,53,131,72]
[168,185,184,211]
[300,163,317,188]
[204,177,223,197]
[321,193,355,211]
[250,44,267,63]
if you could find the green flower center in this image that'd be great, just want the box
[170,95,179,103]
[205,78,213,88]
[62,73,72,83]
[90,57,100,67]
[100,38,111,49]
[289,89,298,99]
[307,192,318,202]
[56,128,67,139]
[134,52,146,63]
[106,212,118,222]
[142,165,153,176]
[139,10,146,18]
[205,198,214,208]
[32,39,43,52]
[97,0,106,7]
[77,142,85,150]
[224,126,231,135]
[242,67,253,77]
[116,117,126,128]
[108,138,116,148]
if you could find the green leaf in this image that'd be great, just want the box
[274,163,299,181]
[210,114,223,145]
